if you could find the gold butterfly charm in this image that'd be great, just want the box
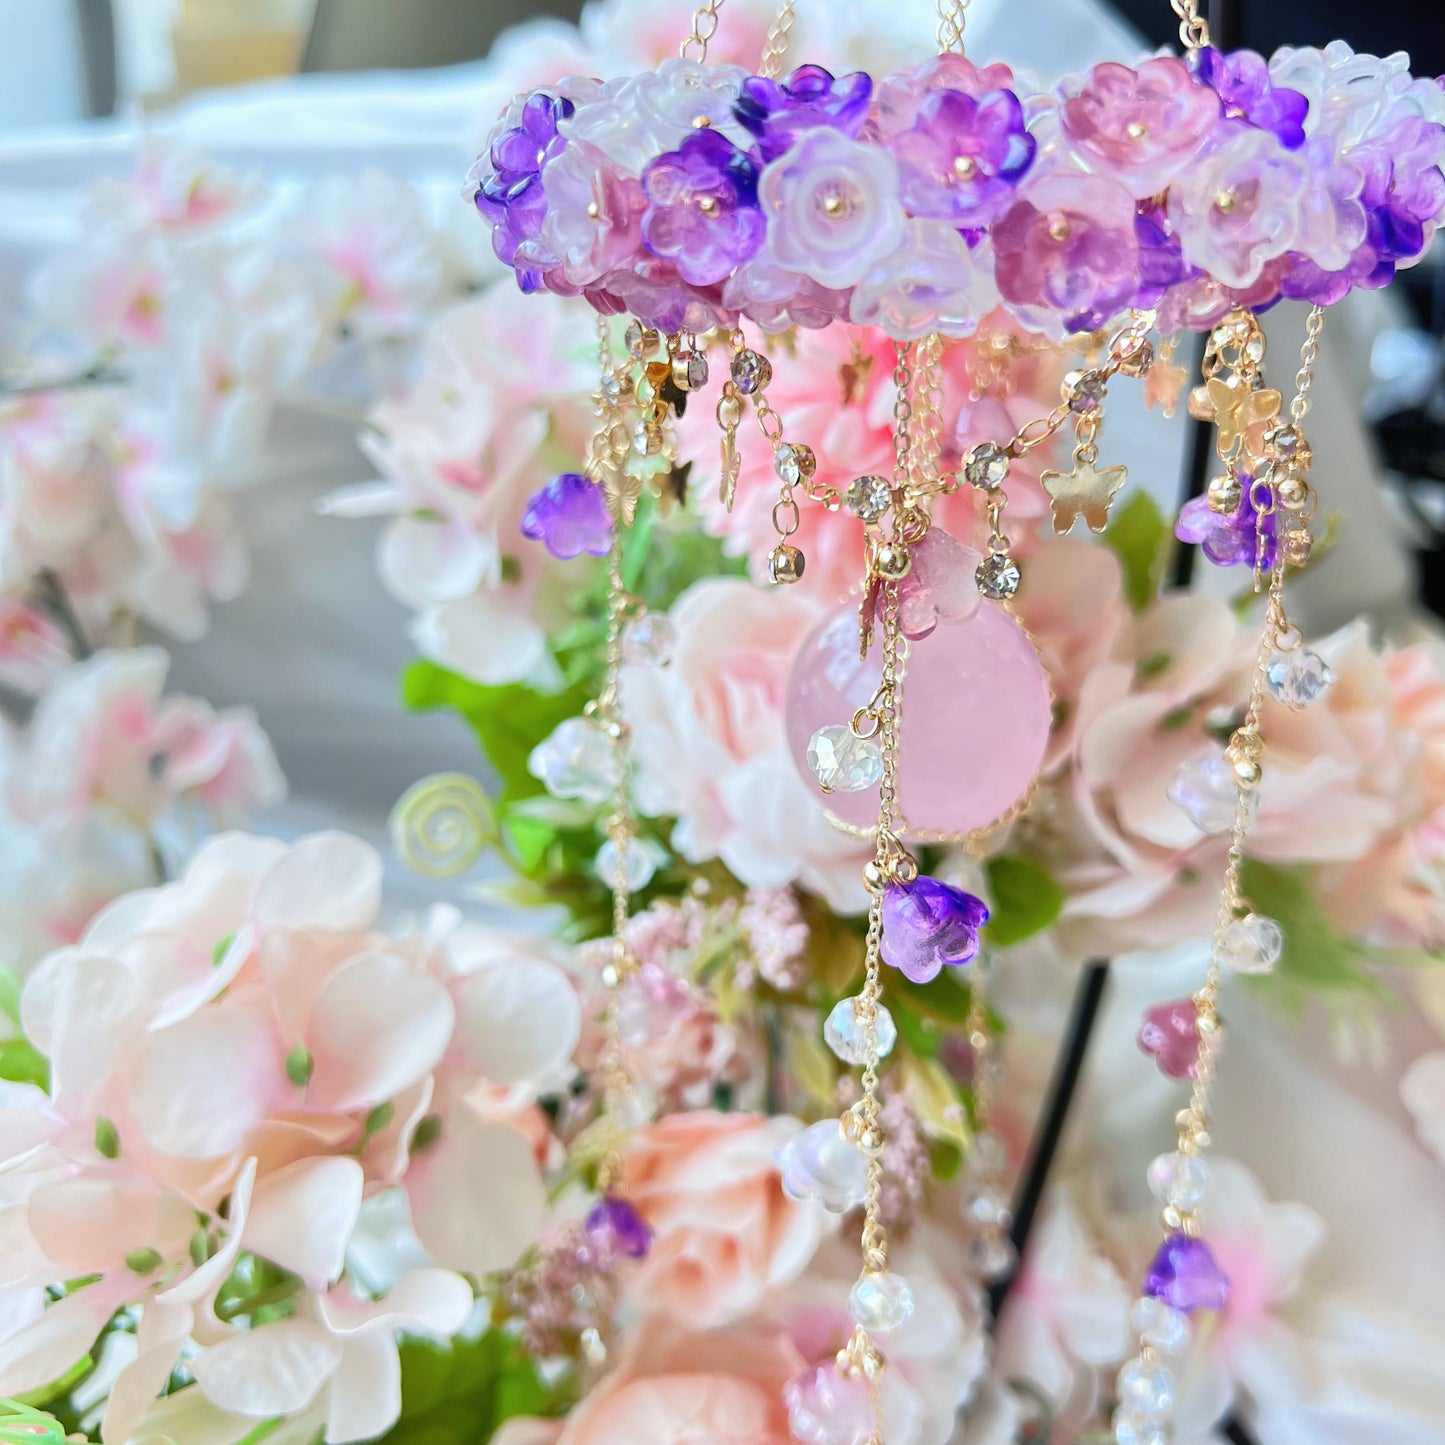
[1040,459,1129,534]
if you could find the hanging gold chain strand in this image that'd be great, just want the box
[758,0,797,78]
[936,0,969,53]
[1169,0,1210,51]
[680,0,726,61]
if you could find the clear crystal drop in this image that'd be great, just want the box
[621,613,676,667]
[1217,911,1284,975]
[597,837,657,891]
[824,996,897,1065]
[848,1271,915,1333]
[527,718,618,805]
[968,1232,1016,1282]
[1113,1407,1168,1445]
[1130,1295,1192,1355]
[625,320,658,358]
[1147,1150,1208,1209]
[976,553,1021,599]
[965,1186,1013,1230]
[776,443,817,486]
[807,725,883,794]
[1265,648,1334,708]
[1168,751,1258,835]
[778,1119,869,1213]
[844,474,891,522]
[963,442,1009,489]
[1117,1358,1176,1418]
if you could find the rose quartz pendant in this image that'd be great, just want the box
[785,601,1050,837]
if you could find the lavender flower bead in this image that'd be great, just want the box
[880,875,989,985]
[760,129,907,290]
[521,473,613,560]
[1143,1233,1231,1313]
[1192,47,1308,149]
[890,87,1036,227]
[1167,123,1310,289]
[735,64,873,163]
[993,172,1141,333]
[641,129,765,287]
[722,253,851,332]
[1176,484,1278,569]
[582,1196,653,1262]
[542,139,646,288]
[849,221,1000,339]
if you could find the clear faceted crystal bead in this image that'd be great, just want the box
[824,996,897,1064]
[596,837,657,892]
[1130,1295,1192,1356]
[730,348,772,394]
[848,1271,915,1333]
[1113,1407,1169,1445]
[1265,648,1334,708]
[673,350,709,391]
[845,474,891,522]
[601,370,624,404]
[968,1231,1017,1282]
[527,718,618,805]
[976,553,1021,599]
[807,725,883,794]
[1117,1358,1176,1418]
[621,613,676,667]
[779,1119,868,1213]
[1217,911,1284,975]
[1147,1150,1208,1209]
[775,443,817,486]
[625,320,659,358]
[1065,369,1108,413]
[963,442,1010,490]
[1168,751,1258,835]
[632,420,664,456]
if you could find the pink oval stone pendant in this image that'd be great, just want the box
[784,600,1051,838]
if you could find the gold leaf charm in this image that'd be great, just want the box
[719,433,740,512]
[1040,459,1129,535]
[857,574,881,659]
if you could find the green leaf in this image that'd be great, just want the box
[0,966,23,1023]
[1238,859,1392,1005]
[0,1039,48,1092]
[377,1331,557,1445]
[402,663,594,808]
[886,969,974,1026]
[983,855,1064,948]
[362,1101,395,1143]
[1102,489,1168,610]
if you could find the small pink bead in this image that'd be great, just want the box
[1137,998,1199,1080]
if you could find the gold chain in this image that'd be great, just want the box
[1291,305,1325,424]
[935,0,969,53]
[913,333,946,491]
[758,0,797,78]
[680,0,726,60]
[1169,0,1210,51]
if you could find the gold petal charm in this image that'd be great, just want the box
[719,433,740,512]
[1040,460,1129,535]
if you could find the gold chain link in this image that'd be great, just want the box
[680,0,726,61]
[1290,305,1325,425]
[935,0,969,53]
[1169,0,1211,51]
[758,0,797,78]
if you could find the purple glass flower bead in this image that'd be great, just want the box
[1137,998,1200,1081]
[1175,483,1278,569]
[1144,1232,1231,1313]
[520,473,613,560]
[641,129,765,287]
[890,86,1036,227]
[735,64,873,163]
[1192,47,1309,149]
[583,1196,653,1262]
[880,875,989,984]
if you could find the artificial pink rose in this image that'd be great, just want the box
[150,697,286,828]
[621,1110,825,1329]
[495,1318,802,1445]
[622,576,872,909]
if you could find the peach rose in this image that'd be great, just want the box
[494,1319,802,1445]
[620,1110,825,1329]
